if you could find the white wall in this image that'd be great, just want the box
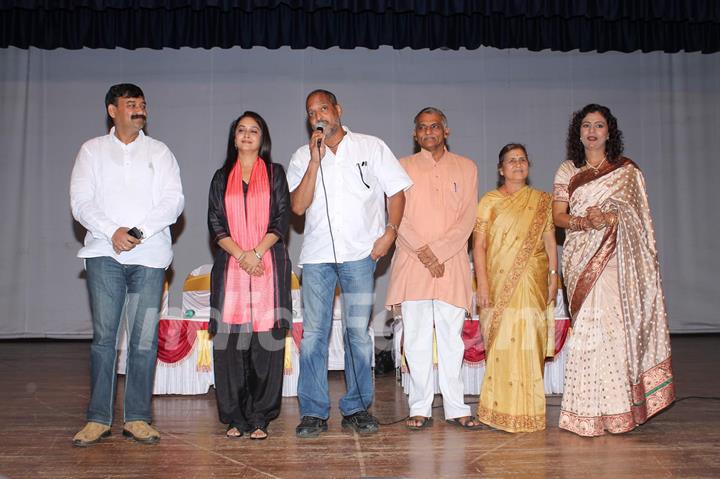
[1,46,718,336]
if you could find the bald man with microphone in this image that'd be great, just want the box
[286,89,412,438]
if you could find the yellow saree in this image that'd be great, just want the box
[475,186,554,433]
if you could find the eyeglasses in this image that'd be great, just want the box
[503,157,528,165]
[415,123,444,132]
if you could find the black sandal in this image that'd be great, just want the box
[406,416,433,430]
[446,416,484,430]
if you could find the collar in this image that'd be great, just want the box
[419,146,448,164]
[325,126,352,154]
[336,125,352,144]
[109,126,145,148]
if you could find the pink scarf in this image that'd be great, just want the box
[222,158,275,331]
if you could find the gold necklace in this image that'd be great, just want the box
[586,155,606,174]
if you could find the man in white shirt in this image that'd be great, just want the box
[70,84,184,446]
[287,89,412,438]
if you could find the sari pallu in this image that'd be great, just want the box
[557,158,675,437]
[476,187,554,433]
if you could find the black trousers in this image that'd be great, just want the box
[212,329,286,431]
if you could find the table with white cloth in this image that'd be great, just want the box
[117,316,214,395]
[116,276,214,395]
[117,266,374,396]
[393,288,571,395]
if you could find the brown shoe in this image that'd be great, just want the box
[122,421,160,444]
[72,422,111,447]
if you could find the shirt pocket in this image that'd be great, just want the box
[346,161,375,195]
[447,177,463,212]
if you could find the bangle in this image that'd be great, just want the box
[569,216,580,231]
[252,248,262,260]
[569,215,590,231]
[549,270,557,275]
[386,223,398,232]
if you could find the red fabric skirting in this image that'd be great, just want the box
[157,318,208,364]
[292,317,570,364]
[462,318,570,365]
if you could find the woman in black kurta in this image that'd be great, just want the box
[207,111,291,439]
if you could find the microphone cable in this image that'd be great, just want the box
[315,137,374,420]
[315,130,420,427]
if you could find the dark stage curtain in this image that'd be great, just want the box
[1,1,719,52]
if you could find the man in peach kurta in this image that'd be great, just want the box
[386,107,480,430]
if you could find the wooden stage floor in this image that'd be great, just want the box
[0,335,718,478]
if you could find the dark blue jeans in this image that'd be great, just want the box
[85,256,165,425]
[297,256,376,419]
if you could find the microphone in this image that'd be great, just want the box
[315,121,327,147]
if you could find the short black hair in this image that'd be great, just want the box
[105,83,145,108]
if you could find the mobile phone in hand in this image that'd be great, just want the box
[127,227,143,239]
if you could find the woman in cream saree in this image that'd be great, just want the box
[474,144,558,433]
[553,104,675,437]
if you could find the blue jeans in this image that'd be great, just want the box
[85,256,165,425]
[298,256,376,419]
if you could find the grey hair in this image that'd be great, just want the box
[306,89,338,106]
[413,107,448,129]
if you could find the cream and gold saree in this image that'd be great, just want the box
[553,158,675,437]
[475,186,554,433]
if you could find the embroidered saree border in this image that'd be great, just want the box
[629,357,676,419]
[474,217,487,235]
[552,183,569,202]
[559,410,635,437]
[566,158,633,319]
[559,357,675,437]
[567,157,630,199]
[485,193,551,349]
[569,222,618,318]
[477,404,546,433]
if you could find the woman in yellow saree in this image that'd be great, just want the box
[552,104,675,437]
[473,143,558,433]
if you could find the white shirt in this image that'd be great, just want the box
[287,127,412,265]
[70,128,184,269]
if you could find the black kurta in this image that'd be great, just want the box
[207,161,292,333]
[207,161,291,432]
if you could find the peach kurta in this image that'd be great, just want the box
[386,149,478,311]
